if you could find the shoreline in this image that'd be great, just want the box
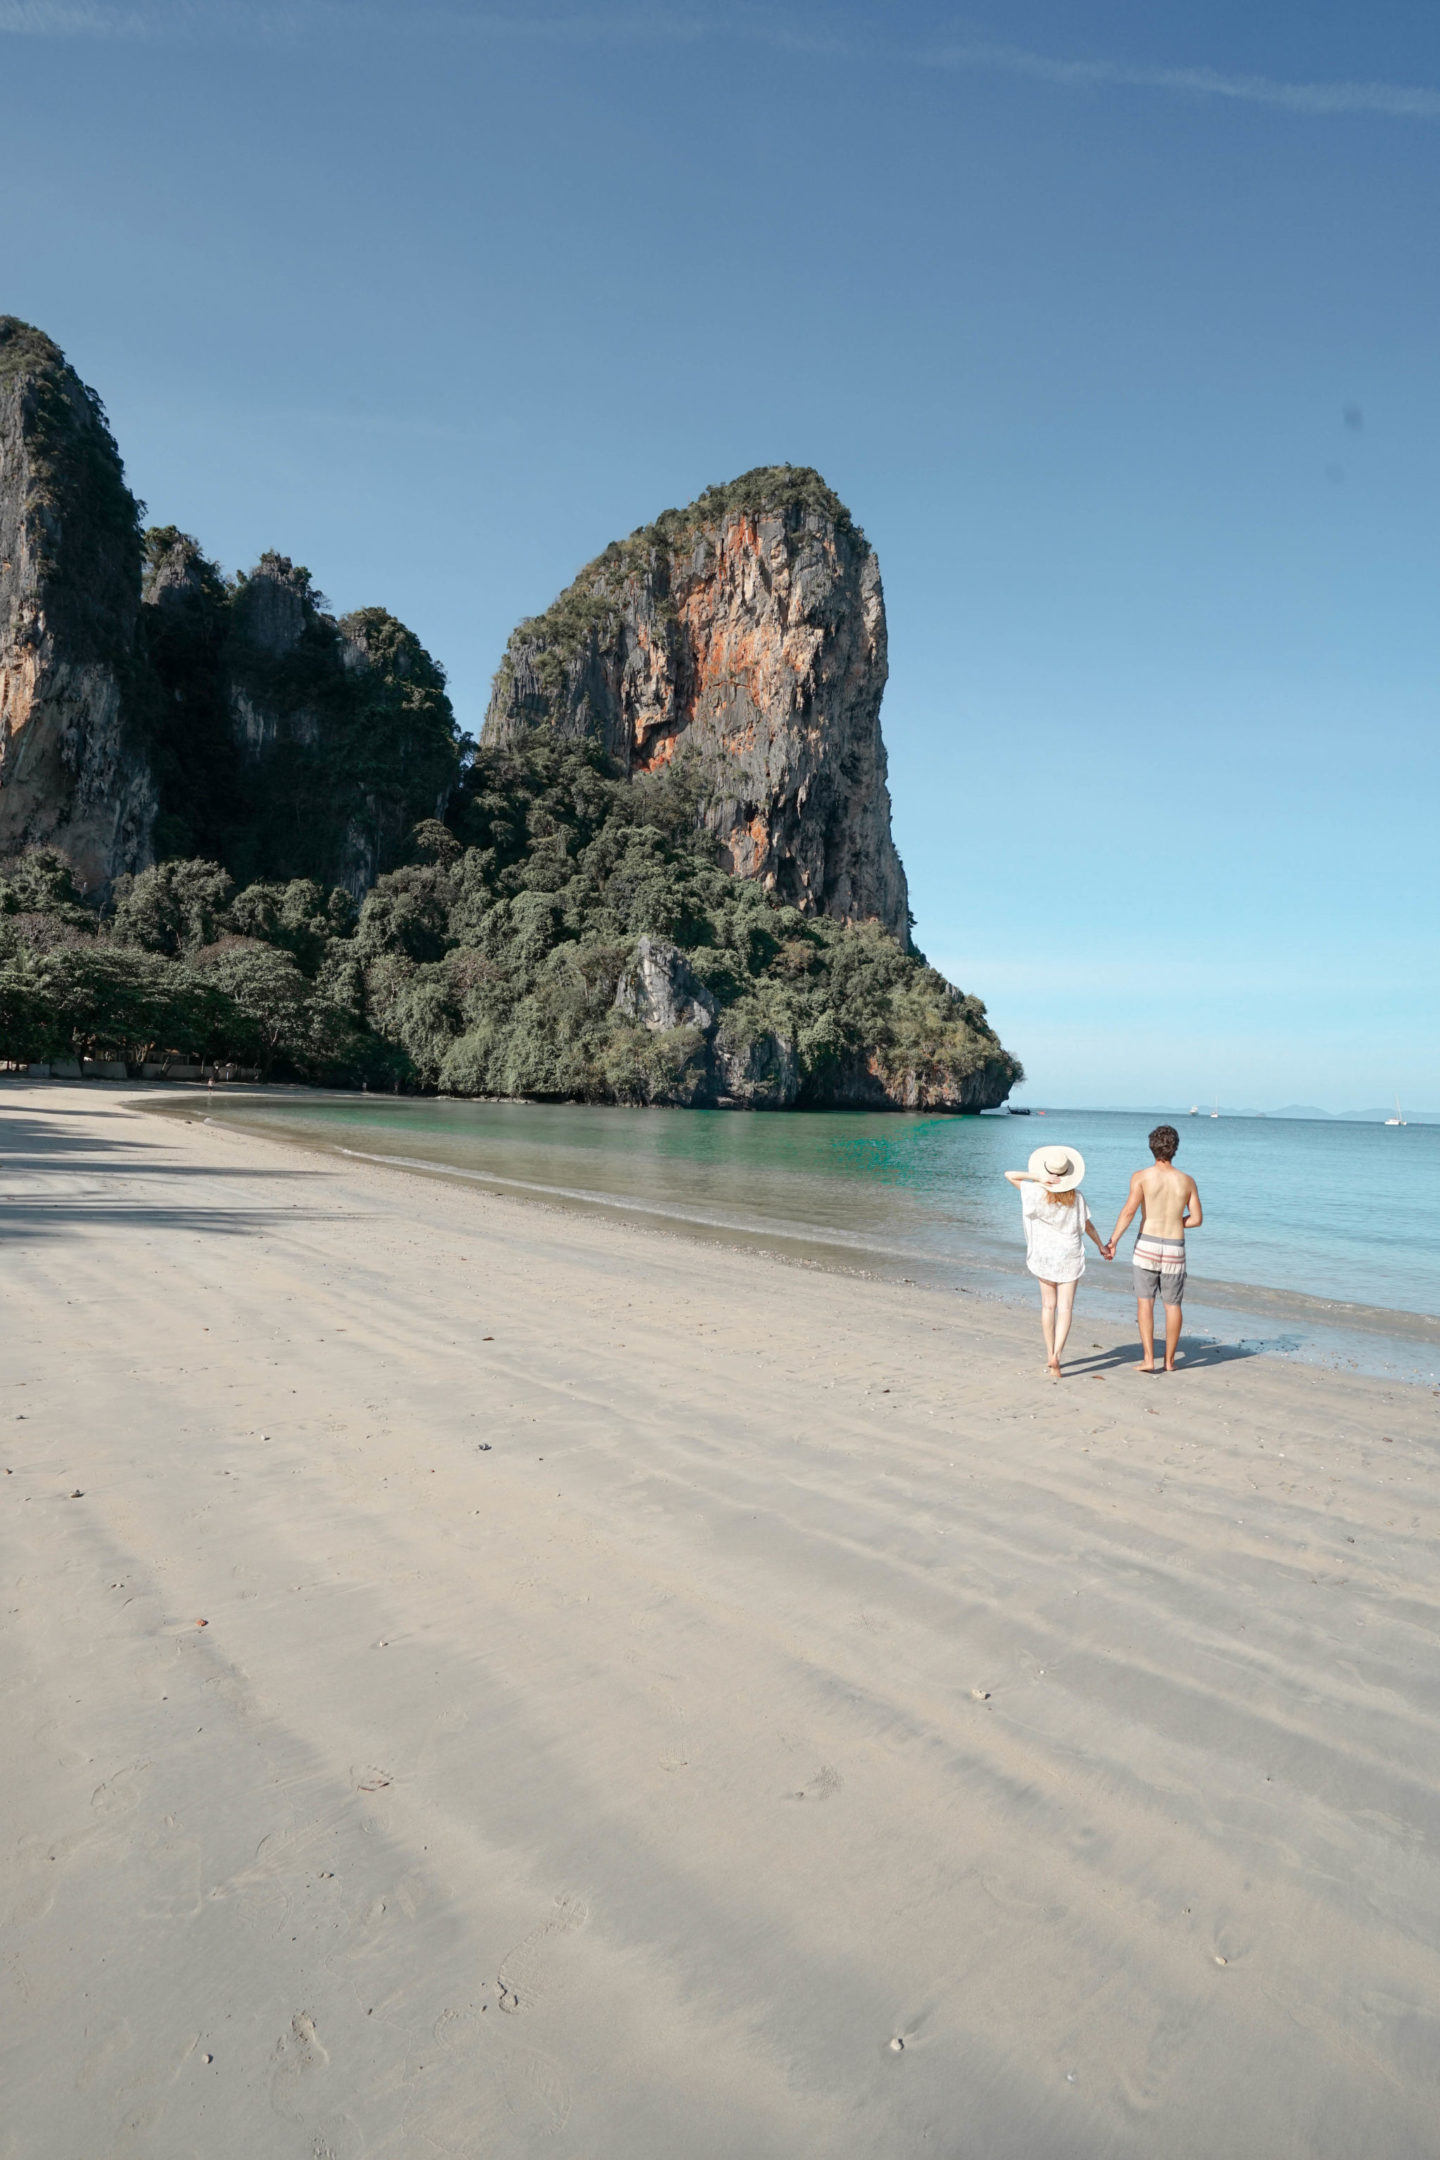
[7,1084,1440,2155]
[124,1083,1440,1383]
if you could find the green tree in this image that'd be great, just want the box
[0,847,97,932]
[0,960,63,1062]
[41,947,224,1067]
[189,944,311,1076]
[228,879,354,975]
[110,858,235,957]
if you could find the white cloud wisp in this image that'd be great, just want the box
[926,38,1440,121]
[6,0,1440,124]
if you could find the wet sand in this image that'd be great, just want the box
[4,1083,1440,2158]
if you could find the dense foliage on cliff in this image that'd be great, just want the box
[0,322,1020,1103]
[141,534,464,889]
[0,739,1020,1108]
[0,848,397,1083]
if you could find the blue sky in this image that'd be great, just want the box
[5,0,1437,1109]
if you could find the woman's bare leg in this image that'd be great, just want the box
[1052,1279,1078,1369]
[1038,1280,1058,1368]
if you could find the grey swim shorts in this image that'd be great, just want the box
[1133,1263,1185,1306]
[1133,1243,1186,1306]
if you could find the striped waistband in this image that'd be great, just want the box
[1134,1235,1186,1269]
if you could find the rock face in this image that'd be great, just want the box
[613,935,719,1034]
[0,319,156,892]
[714,1025,800,1110]
[612,935,801,1108]
[0,317,462,901]
[143,537,463,896]
[483,468,910,943]
[809,1050,1011,1114]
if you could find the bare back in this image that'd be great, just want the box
[1135,1162,1198,1238]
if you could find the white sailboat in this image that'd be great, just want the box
[1188,1104,1199,1116]
[1210,1094,1219,1119]
[1385,1096,1406,1127]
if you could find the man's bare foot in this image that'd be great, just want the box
[1135,1360,1157,1372]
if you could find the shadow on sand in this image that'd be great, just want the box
[0,1105,340,1245]
[1061,1337,1261,1375]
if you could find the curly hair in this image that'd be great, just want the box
[1149,1125,1180,1162]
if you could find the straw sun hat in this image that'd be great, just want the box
[1027,1144,1085,1192]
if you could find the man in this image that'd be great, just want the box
[1104,1125,1203,1373]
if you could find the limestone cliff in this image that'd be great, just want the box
[142,537,463,896]
[0,319,156,891]
[482,468,910,943]
[0,330,1021,1112]
[0,321,461,901]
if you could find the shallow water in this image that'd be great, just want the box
[176,1096,1440,1374]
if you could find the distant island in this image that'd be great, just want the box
[0,318,1019,1111]
[1267,1105,1438,1124]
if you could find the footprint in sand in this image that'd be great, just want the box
[138,1829,202,1922]
[787,1765,843,1802]
[1115,2002,1203,2113]
[304,2127,365,2160]
[7,1828,85,1927]
[496,1894,589,2014]
[91,1763,148,1817]
[977,1869,1064,1920]
[75,2020,134,2092]
[110,2031,203,2152]
[270,2010,330,2120]
[503,2045,573,2133]
[404,2043,572,2154]
[432,1995,492,2050]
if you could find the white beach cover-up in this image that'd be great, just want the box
[1020,1184,1089,1282]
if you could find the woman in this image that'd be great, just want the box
[1004,1145,1110,1376]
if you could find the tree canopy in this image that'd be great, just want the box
[0,739,1020,1109]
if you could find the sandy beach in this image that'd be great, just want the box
[4,1083,1440,2159]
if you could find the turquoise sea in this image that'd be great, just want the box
[185,1095,1440,1379]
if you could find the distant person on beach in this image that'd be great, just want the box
[1004,1145,1111,1377]
[1104,1125,1203,1373]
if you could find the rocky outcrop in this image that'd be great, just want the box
[714,1025,800,1110]
[613,934,718,1033]
[331,604,461,895]
[611,935,802,1108]
[0,319,156,892]
[223,551,322,758]
[0,322,461,902]
[139,527,237,865]
[605,937,1008,1112]
[143,540,462,896]
[483,468,910,942]
[808,1051,1016,1114]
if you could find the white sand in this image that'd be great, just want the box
[3,1084,1440,2158]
